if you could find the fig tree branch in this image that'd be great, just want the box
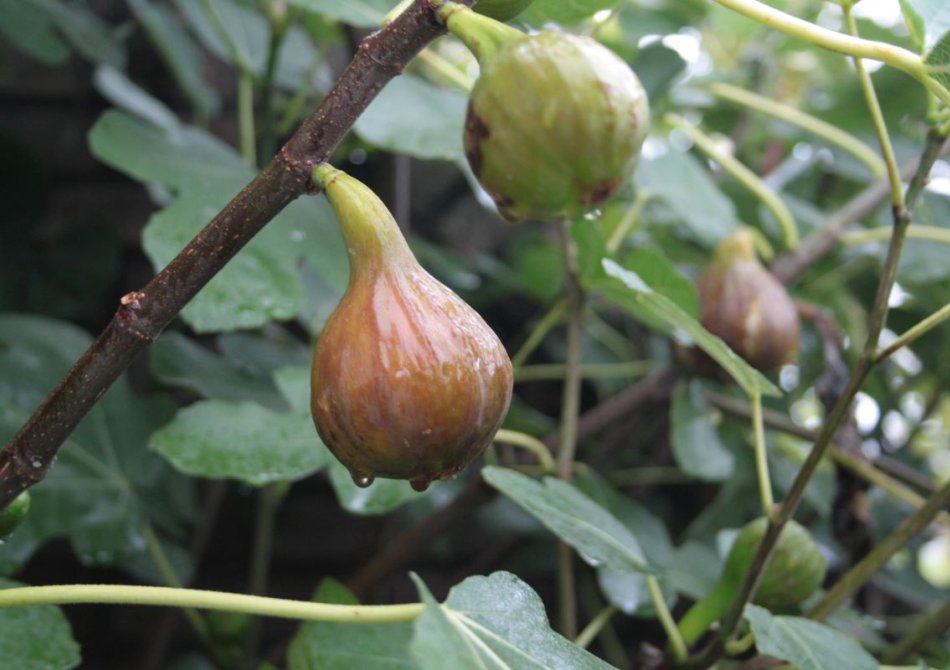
[0,0,471,511]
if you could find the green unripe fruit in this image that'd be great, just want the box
[0,491,30,540]
[441,4,650,221]
[310,165,514,493]
[677,517,826,645]
[472,0,533,21]
[723,518,826,610]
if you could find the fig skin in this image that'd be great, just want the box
[695,229,800,372]
[462,30,650,221]
[472,0,533,21]
[310,165,514,492]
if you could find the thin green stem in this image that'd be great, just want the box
[494,429,556,473]
[724,632,755,656]
[666,113,799,249]
[647,575,687,663]
[238,73,257,166]
[750,392,775,517]
[876,303,950,363]
[882,596,950,664]
[709,0,950,106]
[842,224,950,246]
[511,300,567,367]
[141,523,211,641]
[575,605,618,649]
[807,477,950,620]
[556,220,586,638]
[606,192,650,254]
[0,584,424,622]
[201,0,256,78]
[258,4,295,160]
[382,0,414,25]
[843,5,904,207]
[416,48,474,91]
[607,466,693,486]
[515,361,654,383]
[708,82,886,178]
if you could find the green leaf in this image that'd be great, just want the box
[353,75,467,161]
[635,150,740,248]
[670,382,734,481]
[0,579,80,670]
[593,259,780,397]
[745,604,878,670]
[410,572,614,670]
[25,0,126,68]
[288,578,416,670]
[520,0,620,27]
[0,314,196,573]
[287,0,395,28]
[623,248,699,318]
[94,66,181,134]
[899,0,926,50]
[902,0,950,50]
[925,30,950,93]
[88,109,348,331]
[149,400,329,487]
[482,466,655,574]
[126,0,220,120]
[150,331,287,410]
[328,463,422,516]
[0,0,69,65]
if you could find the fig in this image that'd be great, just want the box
[310,164,514,492]
[678,518,826,644]
[472,0,533,21]
[0,491,29,540]
[439,3,650,221]
[695,229,800,372]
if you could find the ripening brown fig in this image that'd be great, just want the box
[438,3,650,221]
[696,229,800,372]
[310,164,514,492]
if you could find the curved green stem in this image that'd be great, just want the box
[666,113,799,249]
[575,605,618,649]
[416,48,475,91]
[434,1,523,63]
[606,192,650,254]
[708,82,886,178]
[677,581,734,646]
[843,224,950,246]
[648,575,687,663]
[842,5,903,207]
[0,584,424,623]
[875,303,950,363]
[511,300,567,367]
[238,73,257,166]
[494,429,556,473]
[709,0,950,107]
[750,392,775,517]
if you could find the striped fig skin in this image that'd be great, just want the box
[310,167,513,492]
[465,32,650,221]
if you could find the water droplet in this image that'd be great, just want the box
[351,473,375,488]
[30,459,42,469]
[409,477,431,492]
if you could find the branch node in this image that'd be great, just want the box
[117,291,156,342]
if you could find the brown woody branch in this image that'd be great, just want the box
[0,0,470,510]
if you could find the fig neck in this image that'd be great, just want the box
[436,1,523,64]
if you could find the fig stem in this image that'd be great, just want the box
[0,584,425,623]
[875,302,950,364]
[750,392,775,517]
[574,605,617,650]
[434,0,523,63]
[666,113,799,250]
[647,575,687,663]
[605,191,650,255]
[511,299,568,367]
[708,0,950,108]
[676,580,734,646]
[708,83,886,179]
[494,429,555,473]
[841,4,903,208]
[842,223,950,246]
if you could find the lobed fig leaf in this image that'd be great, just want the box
[309,165,514,493]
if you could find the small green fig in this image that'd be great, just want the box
[440,3,650,221]
[472,0,533,21]
[310,164,514,492]
[677,518,826,644]
[0,491,29,540]
[695,229,800,372]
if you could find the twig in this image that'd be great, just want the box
[0,0,467,511]
[882,596,950,664]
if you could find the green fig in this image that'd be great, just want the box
[310,164,514,492]
[695,229,800,372]
[0,491,29,540]
[677,518,826,644]
[439,3,650,221]
[472,0,533,21]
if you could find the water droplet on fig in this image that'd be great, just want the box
[351,474,375,488]
[410,477,432,492]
